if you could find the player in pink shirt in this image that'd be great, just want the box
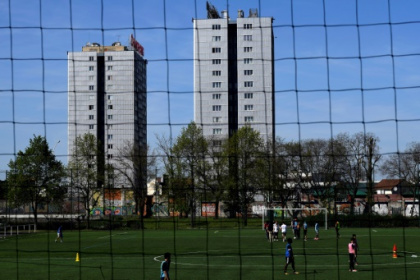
[348,238,357,272]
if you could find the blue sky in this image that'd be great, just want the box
[1,0,420,179]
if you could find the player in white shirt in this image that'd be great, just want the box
[273,221,279,241]
[280,222,287,242]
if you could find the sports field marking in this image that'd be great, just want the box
[98,232,128,239]
[152,248,420,270]
[154,255,164,262]
[151,254,420,269]
[83,232,132,250]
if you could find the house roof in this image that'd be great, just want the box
[373,194,403,202]
[374,179,404,190]
[373,194,416,202]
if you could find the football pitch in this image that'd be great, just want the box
[0,226,419,280]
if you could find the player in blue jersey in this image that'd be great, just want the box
[284,238,299,275]
[55,225,63,243]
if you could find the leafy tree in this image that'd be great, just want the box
[171,122,208,227]
[7,135,65,226]
[113,141,156,228]
[67,133,104,228]
[201,136,229,219]
[223,126,266,226]
[157,122,208,227]
[270,138,296,219]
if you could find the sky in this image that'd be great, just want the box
[1,0,420,179]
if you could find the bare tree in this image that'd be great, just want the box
[68,133,104,229]
[113,141,156,228]
[296,139,341,215]
[380,142,420,216]
[361,134,381,214]
[335,132,381,215]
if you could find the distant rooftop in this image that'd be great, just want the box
[206,1,259,19]
[81,35,144,56]
[82,42,127,52]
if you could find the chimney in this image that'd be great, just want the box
[221,10,229,19]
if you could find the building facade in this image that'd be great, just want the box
[68,37,147,207]
[193,8,275,143]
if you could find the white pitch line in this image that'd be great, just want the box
[151,258,420,269]
[98,232,127,239]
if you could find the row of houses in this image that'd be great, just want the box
[369,179,419,216]
[247,179,419,217]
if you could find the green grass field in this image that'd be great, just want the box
[0,226,419,280]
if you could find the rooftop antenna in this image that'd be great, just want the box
[227,2,229,18]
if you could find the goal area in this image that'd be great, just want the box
[0,224,36,239]
[262,207,328,230]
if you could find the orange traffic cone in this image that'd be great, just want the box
[393,244,398,258]
[75,252,80,262]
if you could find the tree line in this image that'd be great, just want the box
[3,124,420,227]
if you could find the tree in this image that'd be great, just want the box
[335,132,381,215]
[223,126,266,226]
[299,139,337,213]
[276,138,342,217]
[201,136,229,219]
[157,122,208,227]
[7,135,65,226]
[380,142,420,216]
[363,135,381,214]
[334,133,365,215]
[171,122,208,227]
[67,133,104,228]
[113,141,156,228]
[270,138,296,219]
